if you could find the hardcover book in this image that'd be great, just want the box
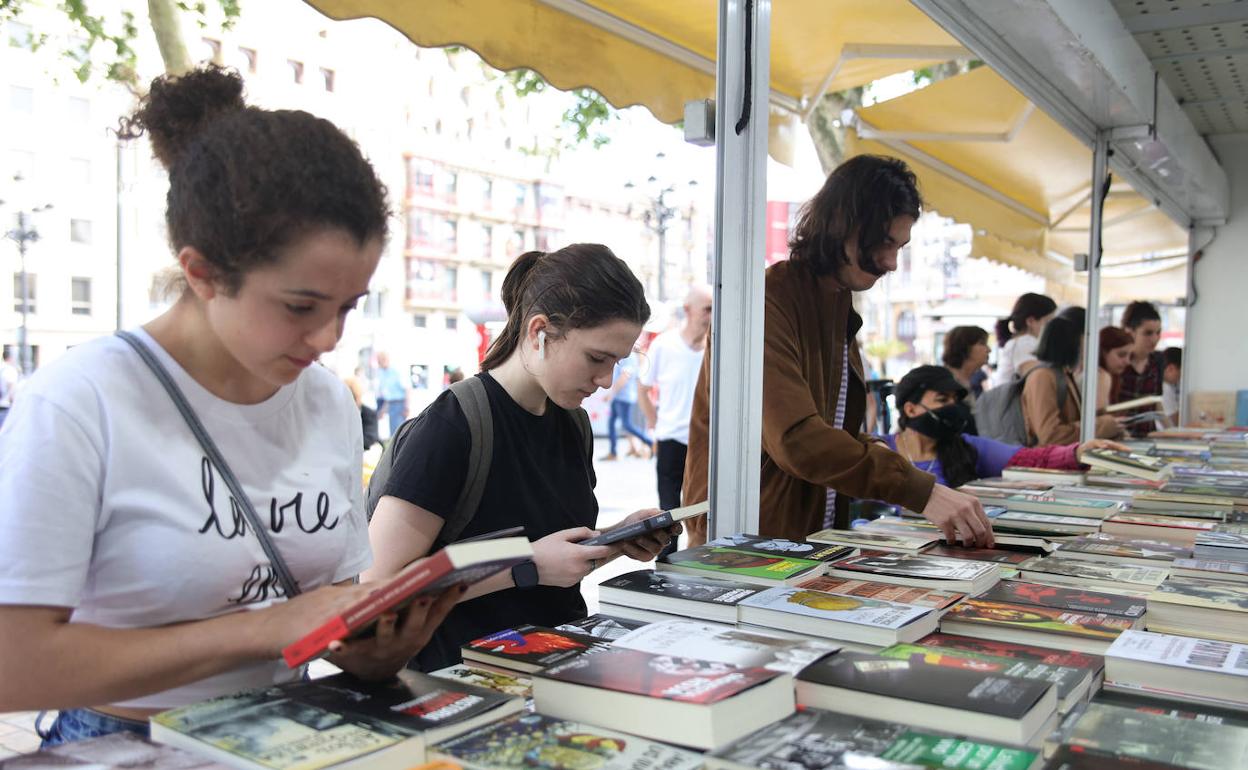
[706,533,857,562]
[878,642,1092,712]
[150,670,523,770]
[462,625,611,674]
[806,528,941,553]
[533,648,794,750]
[657,545,826,587]
[795,651,1058,747]
[597,569,765,623]
[736,586,938,646]
[795,575,964,610]
[430,712,704,770]
[918,632,1104,672]
[610,619,839,674]
[940,599,1136,654]
[706,708,1036,770]
[282,536,532,667]
[978,580,1148,619]
[824,551,999,594]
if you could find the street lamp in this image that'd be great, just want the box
[1,173,53,374]
[625,152,698,303]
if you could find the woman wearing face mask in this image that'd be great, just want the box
[886,366,1123,489]
[365,244,676,673]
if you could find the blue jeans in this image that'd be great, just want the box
[37,709,149,748]
[607,399,650,455]
[383,399,407,438]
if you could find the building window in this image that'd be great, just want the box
[446,315,459,331]
[514,183,528,209]
[406,210,435,248]
[238,47,258,73]
[67,96,89,124]
[897,310,917,341]
[481,178,493,208]
[481,269,493,299]
[287,59,304,84]
[201,37,222,64]
[408,160,435,196]
[440,219,457,251]
[71,277,92,316]
[362,289,384,319]
[13,273,35,314]
[320,67,335,92]
[9,85,33,115]
[7,21,33,49]
[71,157,91,186]
[70,219,92,244]
[412,314,427,328]
[439,171,457,201]
[444,266,458,302]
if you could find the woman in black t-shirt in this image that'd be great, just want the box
[365,244,677,671]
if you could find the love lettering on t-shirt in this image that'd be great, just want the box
[195,457,340,605]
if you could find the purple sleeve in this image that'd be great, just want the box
[964,433,1022,479]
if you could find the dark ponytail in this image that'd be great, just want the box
[481,244,650,371]
[995,318,1013,347]
[1006,293,1058,338]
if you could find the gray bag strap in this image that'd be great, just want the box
[115,331,301,597]
[441,377,494,544]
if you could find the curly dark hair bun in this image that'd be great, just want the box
[119,65,246,169]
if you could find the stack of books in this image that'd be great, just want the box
[1051,701,1248,768]
[657,544,829,587]
[1194,523,1248,562]
[1016,555,1169,595]
[1104,629,1248,711]
[822,551,1001,594]
[1145,575,1248,643]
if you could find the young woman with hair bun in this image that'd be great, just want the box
[991,292,1058,387]
[366,244,677,673]
[0,66,457,744]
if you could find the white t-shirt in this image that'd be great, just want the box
[992,333,1039,388]
[0,329,370,709]
[1163,381,1180,418]
[640,330,705,444]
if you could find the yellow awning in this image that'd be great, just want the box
[847,66,1188,282]
[303,0,965,123]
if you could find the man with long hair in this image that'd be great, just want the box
[683,155,993,547]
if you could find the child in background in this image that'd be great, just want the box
[1162,347,1182,425]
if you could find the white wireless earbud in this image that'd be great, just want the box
[537,330,547,361]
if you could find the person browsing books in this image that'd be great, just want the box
[990,293,1057,388]
[1021,313,1126,445]
[1115,301,1166,436]
[0,67,459,745]
[366,244,676,673]
[887,365,1126,489]
[683,155,994,548]
[1096,326,1135,416]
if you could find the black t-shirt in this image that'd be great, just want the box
[380,372,598,671]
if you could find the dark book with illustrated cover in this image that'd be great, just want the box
[599,569,764,605]
[431,712,704,770]
[658,546,825,586]
[429,665,532,699]
[923,544,1037,565]
[151,670,523,770]
[978,580,1147,619]
[918,632,1104,672]
[943,599,1137,641]
[707,708,1036,770]
[1064,702,1248,769]
[555,613,649,641]
[462,625,611,673]
[1058,534,1190,564]
[826,551,997,582]
[706,533,856,562]
[1148,575,1248,613]
[796,652,1054,721]
[536,648,782,704]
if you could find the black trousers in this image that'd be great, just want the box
[655,439,688,557]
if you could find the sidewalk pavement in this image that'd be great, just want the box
[0,438,667,756]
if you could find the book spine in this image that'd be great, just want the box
[282,615,350,667]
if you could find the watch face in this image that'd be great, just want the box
[513,560,539,589]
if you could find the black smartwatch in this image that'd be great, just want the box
[511,559,539,590]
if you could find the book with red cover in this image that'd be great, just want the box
[461,625,610,674]
[918,632,1103,672]
[282,536,532,667]
[536,648,781,703]
[978,580,1147,620]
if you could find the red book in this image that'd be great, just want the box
[282,536,531,667]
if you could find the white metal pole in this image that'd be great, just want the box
[708,0,769,538]
[1079,130,1109,443]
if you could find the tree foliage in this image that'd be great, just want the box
[501,67,618,153]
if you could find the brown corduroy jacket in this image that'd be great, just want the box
[682,260,936,541]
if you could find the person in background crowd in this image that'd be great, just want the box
[887,366,1125,488]
[1116,301,1165,436]
[374,351,408,438]
[365,244,675,673]
[1022,314,1125,445]
[639,285,712,533]
[0,349,19,429]
[345,375,381,451]
[447,367,465,385]
[0,66,457,745]
[1162,347,1182,425]
[683,155,994,548]
[942,326,990,410]
[1096,326,1135,416]
[602,348,650,461]
[991,293,1058,387]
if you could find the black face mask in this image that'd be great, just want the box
[909,402,972,441]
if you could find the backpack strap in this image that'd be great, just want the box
[443,377,493,544]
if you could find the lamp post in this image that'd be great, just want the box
[2,174,53,374]
[625,153,697,303]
